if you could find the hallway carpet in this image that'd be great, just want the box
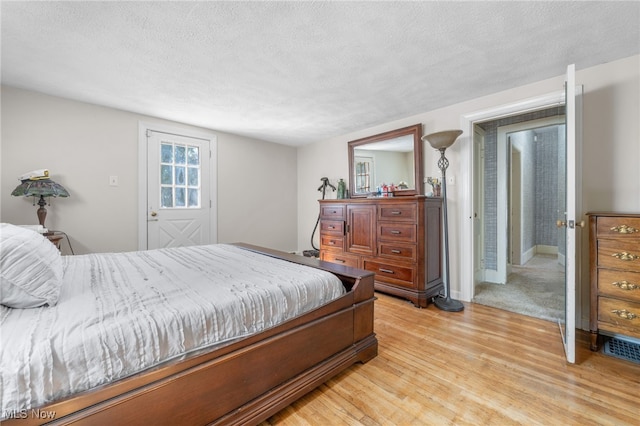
[472,254,564,322]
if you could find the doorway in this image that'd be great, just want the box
[471,108,566,322]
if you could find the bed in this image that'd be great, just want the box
[0,224,377,425]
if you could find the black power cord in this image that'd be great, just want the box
[50,230,75,255]
[304,177,336,257]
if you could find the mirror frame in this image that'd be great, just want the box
[348,124,423,198]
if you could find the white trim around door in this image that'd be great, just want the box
[458,91,565,303]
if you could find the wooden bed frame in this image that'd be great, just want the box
[3,243,377,426]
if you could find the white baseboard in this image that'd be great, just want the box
[537,244,558,255]
[483,269,505,285]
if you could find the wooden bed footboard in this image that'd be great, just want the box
[2,244,377,426]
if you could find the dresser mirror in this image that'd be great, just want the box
[348,124,423,198]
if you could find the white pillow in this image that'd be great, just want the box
[0,223,64,308]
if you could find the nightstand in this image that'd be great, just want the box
[44,231,64,250]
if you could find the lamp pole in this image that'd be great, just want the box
[435,146,464,312]
[422,130,464,312]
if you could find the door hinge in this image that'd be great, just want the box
[146,129,152,138]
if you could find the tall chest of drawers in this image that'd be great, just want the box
[588,213,640,351]
[319,196,443,307]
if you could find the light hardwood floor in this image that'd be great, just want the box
[262,293,640,425]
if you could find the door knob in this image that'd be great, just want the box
[150,211,158,217]
[557,219,585,229]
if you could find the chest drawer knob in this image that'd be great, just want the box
[610,224,639,234]
[611,251,640,261]
[612,280,639,291]
[611,309,638,320]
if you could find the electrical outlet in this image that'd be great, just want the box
[109,176,119,187]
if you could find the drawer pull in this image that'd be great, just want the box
[329,241,336,245]
[390,230,401,234]
[328,226,335,229]
[334,258,345,263]
[391,249,401,254]
[610,224,639,234]
[612,280,639,291]
[611,252,640,261]
[379,268,395,274]
[391,211,402,215]
[611,309,638,320]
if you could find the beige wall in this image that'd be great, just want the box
[1,86,298,254]
[297,55,640,327]
[2,55,637,326]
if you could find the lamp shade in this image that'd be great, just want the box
[422,130,463,150]
[12,178,70,229]
[11,179,70,198]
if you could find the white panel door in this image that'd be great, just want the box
[473,127,485,283]
[560,64,583,364]
[147,130,211,249]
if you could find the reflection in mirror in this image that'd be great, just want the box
[348,124,422,198]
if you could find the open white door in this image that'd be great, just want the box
[560,64,583,364]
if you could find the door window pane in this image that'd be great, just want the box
[161,187,173,208]
[188,167,199,186]
[175,166,185,185]
[175,146,186,164]
[188,189,199,207]
[175,187,185,207]
[161,165,173,185]
[188,147,199,165]
[161,144,173,163]
[159,142,202,209]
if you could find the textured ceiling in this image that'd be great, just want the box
[2,1,639,146]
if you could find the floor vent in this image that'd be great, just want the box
[603,337,640,364]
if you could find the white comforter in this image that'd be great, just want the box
[0,244,345,413]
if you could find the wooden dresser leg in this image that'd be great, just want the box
[589,331,599,351]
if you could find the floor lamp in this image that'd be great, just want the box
[423,130,464,312]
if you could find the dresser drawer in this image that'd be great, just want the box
[320,220,344,235]
[320,205,345,220]
[598,269,640,303]
[378,203,417,222]
[320,251,359,268]
[320,235,344,251]
[378,223,416,243]
[597,239,640,272]
[597,216,640,238]
[598,296,640,332]
[378,242,417,262]
[364,259,415,289]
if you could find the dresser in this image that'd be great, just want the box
[588,213,640,351]
[319,196,442,307]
